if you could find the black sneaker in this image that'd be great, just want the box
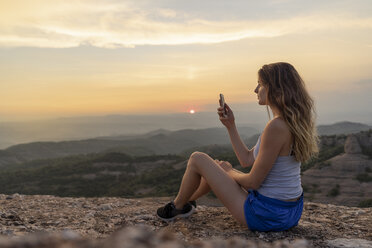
[157,201,195,222]
[189,200,197,209]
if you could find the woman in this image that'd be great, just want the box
[156,62,319,231]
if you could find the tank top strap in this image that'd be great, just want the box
[289,144,293,156]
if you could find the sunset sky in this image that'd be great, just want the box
[1,0,371,123]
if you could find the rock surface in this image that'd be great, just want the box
[302,132,372,207]
[326,238,372,248]
[301,152,372,206]
[0,194,371,247]
[344,134,362,154]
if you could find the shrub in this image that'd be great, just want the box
[327,184,340,197]
[355,173,372,183]
[358,199,372,208]
[318,161,331,169]
[361,145,372,159]
[302,145,344,172]
[303,184,322,194]
[309,184,321,193]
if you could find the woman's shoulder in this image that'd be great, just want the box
[263,117,291,139]
[259,117,293,158]
[267,117,290,131]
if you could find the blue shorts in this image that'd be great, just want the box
[244,190,303,232]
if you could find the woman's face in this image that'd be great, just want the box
[254,79,267,105]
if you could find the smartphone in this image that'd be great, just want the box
[219,93,227,117]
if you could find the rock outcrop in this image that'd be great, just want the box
[0,194,371,247]
[345,134,362,154]
[302,133,372,207]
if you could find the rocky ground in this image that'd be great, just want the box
[0,194,371,247]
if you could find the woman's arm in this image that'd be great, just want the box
[218,103,255,168]
[227,119,288,190]
[227,125,255,168]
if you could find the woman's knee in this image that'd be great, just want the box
[190,151,208,161]
[189,152,209,169]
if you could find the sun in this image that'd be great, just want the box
[189,109,195,114]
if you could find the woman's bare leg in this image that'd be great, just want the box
[189,177,211,201]
[173,152,248,225]
[189,167,246,201]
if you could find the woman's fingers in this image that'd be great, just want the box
[220,163,232,172]
[225,103,231,110]
[217,109,226,118]
[225,104,233,114]
[218,105,231,115]
[219,116,227,122]
[216,160,228,170]
[214,159,222,165]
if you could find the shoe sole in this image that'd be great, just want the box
[157,206,196,222]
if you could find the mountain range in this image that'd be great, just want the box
[0,121,371,207]
[0,112,265,149]
[1,109,370,150]
[317,121,371,135]
[0,126,258,168]
[0,121,370,168]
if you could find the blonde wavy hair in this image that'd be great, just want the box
[258,62,319,163]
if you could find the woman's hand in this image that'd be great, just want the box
[215,159,233,173]
[217,103,235,129]
[215,159,243,183]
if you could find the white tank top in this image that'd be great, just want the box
[253,134,303,200]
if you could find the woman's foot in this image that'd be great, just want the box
[157,201,195,222]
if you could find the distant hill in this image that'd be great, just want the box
[317,121,371,135]
[96,128,173,141]
[0,153,187,197]
[0,112,266,149]
[0,144,250,198]
[1,120,371,169]
[0,129,371,207]
[2,109,370,150]
[0,126,258,168]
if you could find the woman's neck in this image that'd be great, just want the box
[269,105,282,119]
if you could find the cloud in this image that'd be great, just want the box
[0,1,372,48]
